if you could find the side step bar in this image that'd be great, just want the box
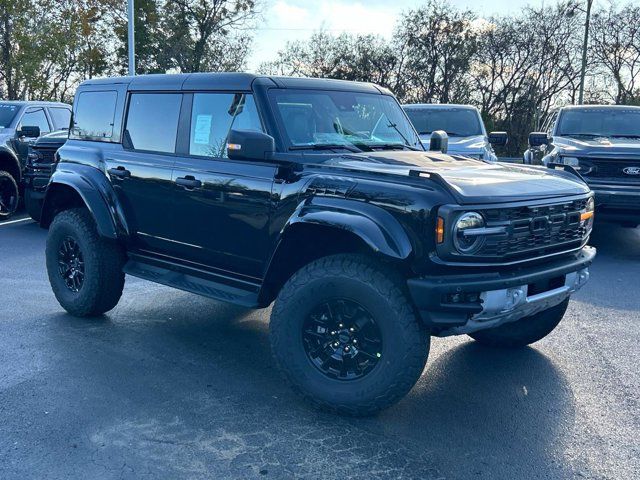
[124,260,260,308]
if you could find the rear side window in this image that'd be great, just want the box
[125,93,182,153]
[189,93,262,158]
[72,91,118,140]
[49,107,71,130]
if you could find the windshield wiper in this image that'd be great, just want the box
[364,143,422,151]
[561,133,605,138]
[610,134,640,139]
[289,143,362,153]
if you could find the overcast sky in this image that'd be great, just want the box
[246,0,551,70]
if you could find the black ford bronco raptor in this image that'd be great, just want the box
[42,73,595,415]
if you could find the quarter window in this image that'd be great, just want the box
[73,91,118,140]
[21,108,50,134]
[125,93,182,153]
[189,93,262,158]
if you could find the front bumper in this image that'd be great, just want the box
[407,246,596,336]
[589,181,640,223]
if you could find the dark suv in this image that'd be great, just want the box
[525,105,640,227]
[0,101,71,219]
[41,73,595,415]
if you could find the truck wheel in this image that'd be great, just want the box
[469,298,569,348]
[46,208,125,317]
[0,170,19,220]
[270,254,429,416]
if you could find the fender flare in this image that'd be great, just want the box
[280,196,413,260]
[41,164,129,239]
[0,146,22,182]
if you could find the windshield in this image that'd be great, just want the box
[557,108,640,138]
[404,107,483,137]
[269,89,422,151]
[0,104,20,128]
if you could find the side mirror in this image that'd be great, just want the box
[17,125,40,138]
[429,130,448,154]
[227,129,275,161]
[529,132,549,148]
[488,131,508,147]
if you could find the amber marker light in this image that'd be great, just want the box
[436,217,445,244]
[580,210,594,222]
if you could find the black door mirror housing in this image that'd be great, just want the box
[488,131,508,147]
[429,130,448,153]
[529,132,549,148]
[227,129,275,161]
[17,125,41,138]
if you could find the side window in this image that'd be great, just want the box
[20,107,50,134]
[49,107,72,130]
[72,90,118,140]
[125,93,182,153]
[189,93,263,158]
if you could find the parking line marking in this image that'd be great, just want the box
[0,217,34,227]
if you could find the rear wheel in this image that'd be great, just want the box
[46,208,125,317]
[469,298,569,348]
[0,170,19,220]
[270,254,429,416]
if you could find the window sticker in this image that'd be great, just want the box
[194,114,212,145]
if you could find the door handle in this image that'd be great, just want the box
[175,176,202,189]
[108,166,131,179]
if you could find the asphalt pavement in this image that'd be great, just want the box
[1,213,638,479]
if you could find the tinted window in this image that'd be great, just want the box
[21,107,50,134]
[0,104,20,128]
[125,93,182,153]
[404,108,482,137]
[73,91,118,139]
[557,108,640,138]
[49,107,71,130]
[190,93,262,158]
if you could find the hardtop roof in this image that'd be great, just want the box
[79,72,387,94]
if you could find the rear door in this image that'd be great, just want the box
[170,92,276,280]
[104,91,183,254]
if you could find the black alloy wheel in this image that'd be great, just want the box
[57,236,85,292]
[302,298,383,381]
[0,171,18,219]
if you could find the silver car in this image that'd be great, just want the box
[403,104,507,161]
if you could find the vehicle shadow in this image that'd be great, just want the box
[36,294,577,479]
[374,340,577,478]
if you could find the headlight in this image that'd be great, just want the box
[453,212,485,253]
[581,197,595,227]
[560,156,580,167]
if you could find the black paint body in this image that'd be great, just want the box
[41,73,595,334]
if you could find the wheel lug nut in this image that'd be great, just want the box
[338,323,343,328]
[352,339,357,344]
[333,342,339,347]
[349,327,355,332]
[344,346,350,352]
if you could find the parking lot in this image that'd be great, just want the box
[0,213,638,480]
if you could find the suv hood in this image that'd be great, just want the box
[325,151,589,204]
[554,135,640,158]
[34,129,68,148]
[419,134,486,156]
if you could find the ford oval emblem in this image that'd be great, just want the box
[623,166,640,175]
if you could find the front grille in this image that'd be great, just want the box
[33,147,57,165]
[474,198,590,260]
[579,157,640,181]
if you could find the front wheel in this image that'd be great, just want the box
[469,298,569,348]
[0,170,19,220]
[46,208,126,317]
[270,254,429,416]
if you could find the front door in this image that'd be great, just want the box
[105,92,183,254]
[170,92,276,280]
[13,106,52,166]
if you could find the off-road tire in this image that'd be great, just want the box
[469,298,569,348]
[46,208,125,317]
[270,254,429,416]
[0,170,19,220]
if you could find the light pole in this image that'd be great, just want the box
[127,0,136,76]
[578,0,594,105]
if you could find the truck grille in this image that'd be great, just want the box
[34,148,57,165]
[579,157,640,181]
[476,198,590,260]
